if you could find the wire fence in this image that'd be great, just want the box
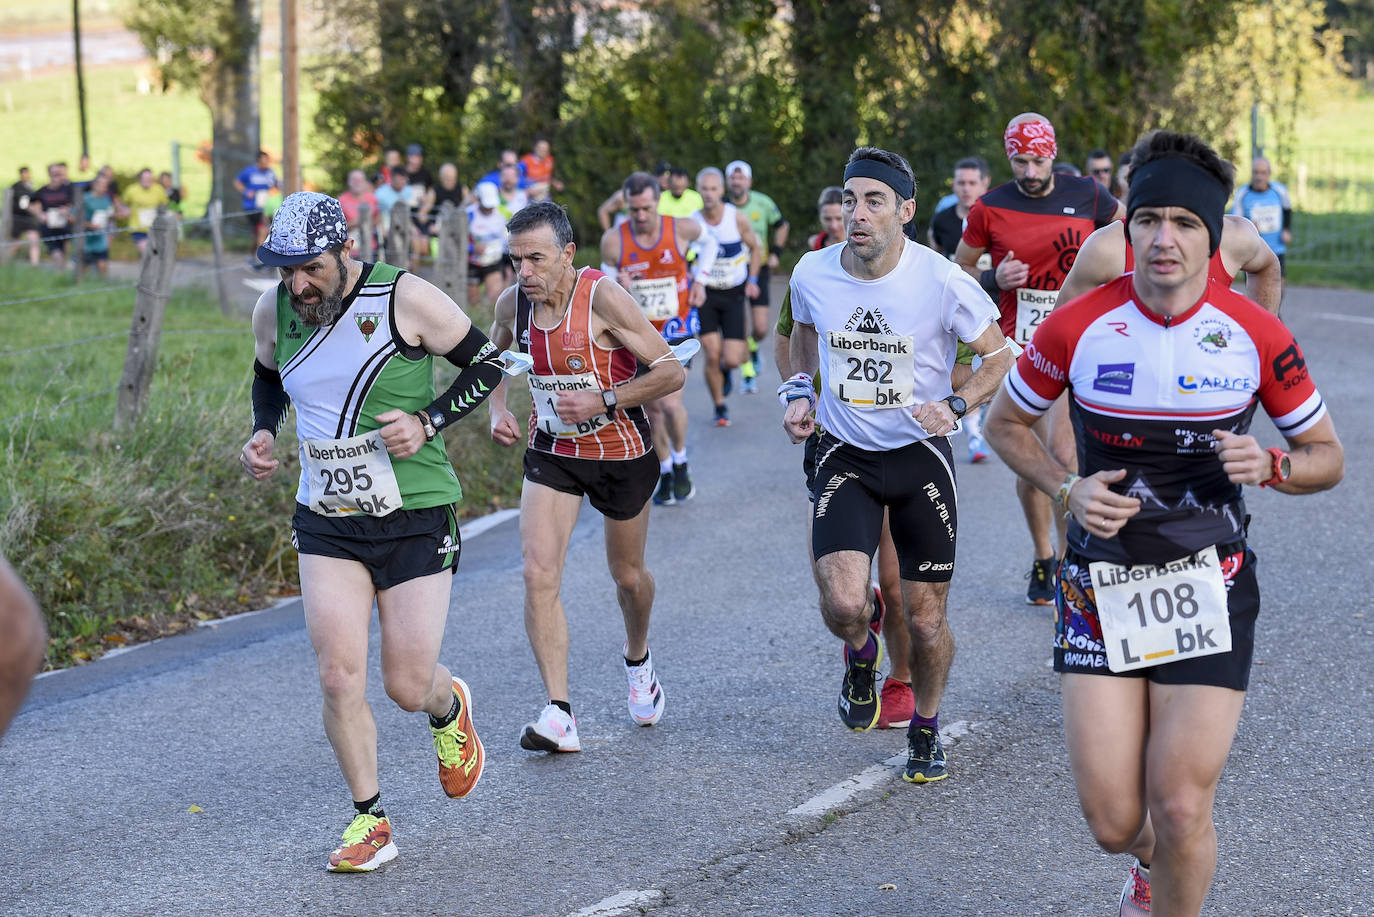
[1277,146,1374,270]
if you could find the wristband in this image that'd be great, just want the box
[748,275,759,285]
[415,409,437,441]
[769,245,782,258]
[1055,474,1081,515]
[777,373,816,409]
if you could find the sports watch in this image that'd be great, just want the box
[601,388,618,420]
[1260,447,1291,487]
[942,395,968,419]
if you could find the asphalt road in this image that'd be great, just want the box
[5,283,1371,916]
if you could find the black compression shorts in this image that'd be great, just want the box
[810,431,958,582]
[698,283,748,341]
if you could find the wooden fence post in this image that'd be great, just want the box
[114,211,179,431]
[385,200,411,267]
[0,187,13,266]
[72,184,86,283]
[435,200,469,308]
[207,198,232,315]
[358,202,375,262]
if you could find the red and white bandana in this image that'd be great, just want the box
[1004,119,1057,159]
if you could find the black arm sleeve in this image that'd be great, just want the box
[424,324,506,431]
[979,269,1000,296]
[251,360,291,436]
[1283,208,1293,231]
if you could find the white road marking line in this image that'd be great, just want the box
[566,890,664,917]
[1313,312,1374,326]
[459,507,520,541]
[786,720,974,817]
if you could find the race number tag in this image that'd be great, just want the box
[44,207,67,229]
[1016,287,1056,344]
[707,251,746,287]
[1089,546,1231,673]
[529,373,612,438]
[1249,203,1282,235]
[91,209,110,229]
[254,190,269,209]
[629,276,679,322]
[138,209,157,229]
[303,430,402,517]
[826,329,914,410]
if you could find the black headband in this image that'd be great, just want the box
[843,159,915,202]
[1125,157,1227,256]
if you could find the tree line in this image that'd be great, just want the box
[130,0,1349,244]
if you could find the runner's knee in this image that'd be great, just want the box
[1147,786,1214,844]
[383,670,434,713]
[608,559,649,595]
[1081,799,1147,853]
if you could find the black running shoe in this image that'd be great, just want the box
[838,639,883,731]
[672,462,695,502]
[902,726,948,783]
[1025,557,1056,606]
[652,471,675,506]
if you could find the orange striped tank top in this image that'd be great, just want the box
[517,267,652,460]
[617,216,691,337]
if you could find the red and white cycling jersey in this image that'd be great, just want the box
[1005,274,1325,564]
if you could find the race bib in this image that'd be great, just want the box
[474,235,505,267]
[1089,546,1231,673]
[138,208,157,229]
[302,430,402,517]
[17,194,30,210]
[529,372,613,438]
[45,207,67,229]
[1016,287,1056,344]
[90,209,110,229]
[826,329,914,410]
[707,251,746,288]
[629,275,679,322]
[254,190,269,209]
[1249,203,1282,235]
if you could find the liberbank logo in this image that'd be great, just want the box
[1093,362,1134,395]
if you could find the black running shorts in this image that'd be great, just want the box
[1054,545,1259,690]
[523,449,659,521]
[749,264,771,308]
[809,431,958,582]
[469,261,505,282]
[698,283,748,341]
[291,502,460,590]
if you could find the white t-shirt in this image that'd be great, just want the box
[789,239,997,451]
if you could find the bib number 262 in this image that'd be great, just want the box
[846,357,893,384]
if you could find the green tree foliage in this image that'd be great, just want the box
[125,0,261,219]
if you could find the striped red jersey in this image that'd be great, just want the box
[617,216,690,335]
[517,267,652,460]
[1005,274,1325,565]
[962,174,1118,342]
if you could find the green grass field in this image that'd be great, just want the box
[0,260,527,667]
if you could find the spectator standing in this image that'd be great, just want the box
[403,143,434,200]
[1231,156,1293,277]
[520,138,563,199]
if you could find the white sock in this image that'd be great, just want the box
[660,458,672,474]
[671,449,688,466]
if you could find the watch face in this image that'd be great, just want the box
[946,396,967,416]
[1278,455,1292,479]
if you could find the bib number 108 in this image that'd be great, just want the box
[846,357,893,384]
[1126,583,1199,626]
[320,464,374,496]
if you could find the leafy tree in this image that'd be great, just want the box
[125,0,261,223]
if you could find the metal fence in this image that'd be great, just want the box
[1278,146,1374,270]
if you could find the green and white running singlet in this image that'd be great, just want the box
[275,262,463,515]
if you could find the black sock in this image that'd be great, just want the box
[551,699,572,716]
[624,651,649,667]
[429,692,460,729]
[354,792,384,817]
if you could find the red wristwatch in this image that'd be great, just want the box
[1260,447,1291,487]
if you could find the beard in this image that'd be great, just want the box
[288,255,348,326]
[1015,175,1049,197]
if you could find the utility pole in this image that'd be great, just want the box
[282,0,300,194]
[73,0,89,158]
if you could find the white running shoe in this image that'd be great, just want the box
[1119,859,1150,915]
[623,643,666,726]
[519,703,581,752]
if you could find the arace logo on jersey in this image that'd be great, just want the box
[1177,374,1256,394]
[1092,363,1134,395]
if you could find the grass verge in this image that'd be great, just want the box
[1,261,527,669]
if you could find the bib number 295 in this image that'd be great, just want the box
[319,464,374,497]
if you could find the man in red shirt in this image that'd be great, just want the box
[955,112,1123,605]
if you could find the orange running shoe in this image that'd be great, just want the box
[431,676,484,798]
[327,813,397,872]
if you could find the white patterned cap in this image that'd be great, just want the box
[257,191,349,266]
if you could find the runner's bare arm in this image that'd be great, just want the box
[488,286,523,447]
[782,321,819,443]
[738,211,763,297]
[1212,417,1343,495]
[242,289,283,479]
[597,190,624,231]
[674,218,709,306]
[953,239,986,279]
[598,226,626,287]
[0,554,44,741]
[1057,222,1125,307]
[956,322,1017,408]
[1220,215,1283,315]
